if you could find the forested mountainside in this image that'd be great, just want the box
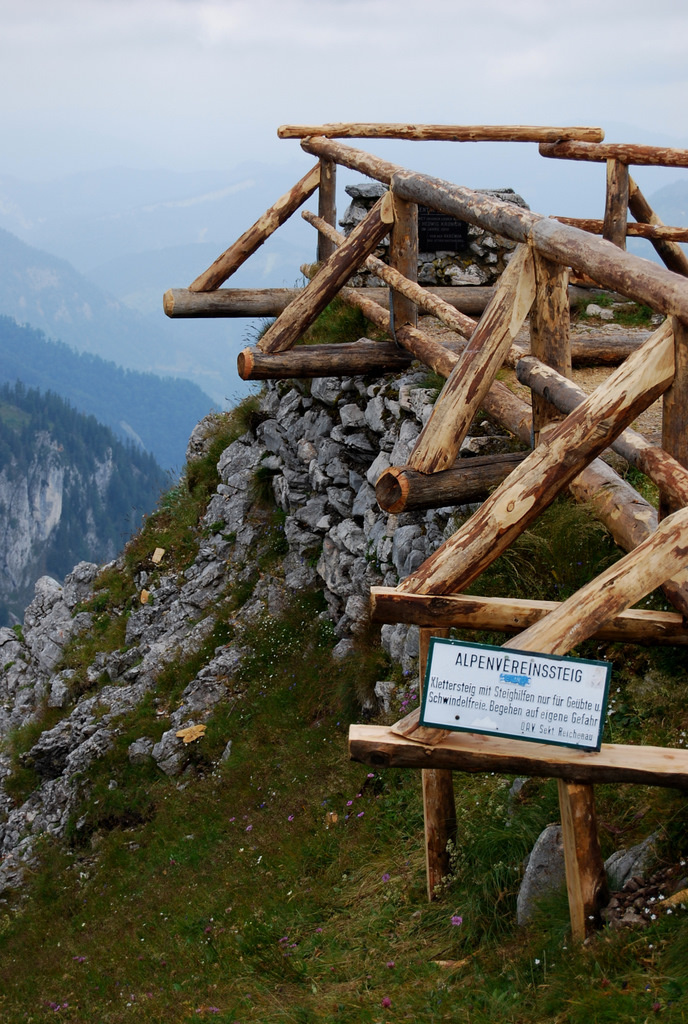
[0,381,167,624]
[0,317,214,471]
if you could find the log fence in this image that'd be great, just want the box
[165,123,688,940]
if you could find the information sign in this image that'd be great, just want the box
[420,638,612,751]
[418,205,468,252]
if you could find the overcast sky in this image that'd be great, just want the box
[2,0,687,183]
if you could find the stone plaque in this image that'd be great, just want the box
[418,205,468,252]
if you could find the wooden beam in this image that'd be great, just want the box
[603,159,629,250]
[375,453,527,513]
[540,140,688,167]
[399,320,674,596]
[348,725,688,788]
[628,177,688,278]
[390,167,688,321]
[301,135,401,185]
[530,251,571,438]
[237,339,413,380]
[258,194,394,354]
[302,210,476,336]
[419,628,456,900]
[317,158,337,263]
[408,245,536,474]
[189,163,321,292]
[280,123,605,143]
[164,287,301,318]
[554,217,688,242]
[369,587,688,645]
[516,354,688,511]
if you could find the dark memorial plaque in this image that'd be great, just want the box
[418,205,468,252]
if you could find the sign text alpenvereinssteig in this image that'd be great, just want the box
[420,639,612,751]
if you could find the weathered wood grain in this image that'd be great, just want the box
[390,195,419,330]
[280,123,604,142]
[317,158,337,263]
[628,177,688,277]
[375,453,527,513]
[557,780,608,938]
[530,251,571,437]
[540,140,688,167]
[369,587,688,644]
[603,159,629,249]
[348,725,688,788]
[237,340,413,380]
[408,245,536,473]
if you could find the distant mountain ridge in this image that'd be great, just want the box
[0,317,213,472]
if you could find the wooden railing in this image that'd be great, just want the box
[165,124,688,939]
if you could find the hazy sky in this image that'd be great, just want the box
[2,0,687,180]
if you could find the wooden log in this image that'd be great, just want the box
[628,177,688,278]
[164,284,598,321]
[258,195,395,354]
[164,287,301,318]
[390,168,688,320]
[302,211,476,336]
[558,780,608,938]
[399,320,674,596]
[540,140,688,167]
[390,195,419,331]
[530,251,571,437]
[237,339,414,380]
[419,628,456,901]
[189,163,321,292]
[301,135,401,185]
[280,123,605,143]
[317,158,337,263]
[661,317,688,517]
[603,159,629,250]
[516,353,688,511]
[369,587,688,644]
[554,217,688,242]
[348,724,688,788]
[408,245,536,474]
[567,458,688,620]
[375,453,527,513]
[508,505,688,655]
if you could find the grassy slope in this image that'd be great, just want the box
[1,362,688,1021]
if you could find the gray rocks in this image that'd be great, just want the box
[517,825,566,926]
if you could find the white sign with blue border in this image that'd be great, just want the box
[420,638,612,751]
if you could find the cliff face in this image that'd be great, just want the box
[0,433,116,608]
[0,369,516,895]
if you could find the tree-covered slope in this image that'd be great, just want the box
[0,317,213,471]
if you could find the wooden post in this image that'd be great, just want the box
[419,628,456,900]
[530,251,571,439]
[628,177,688,278]
[317,159,337,264]
[557,780,608,939]
[389,196,418,331]
[408,244,536,474]
[603,159,630,249]
[189,163,321,291]
[661,317,688,518]
[257,194,394,354]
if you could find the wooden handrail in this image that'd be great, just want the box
[540,140,688,167]
[280,123,605,142]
